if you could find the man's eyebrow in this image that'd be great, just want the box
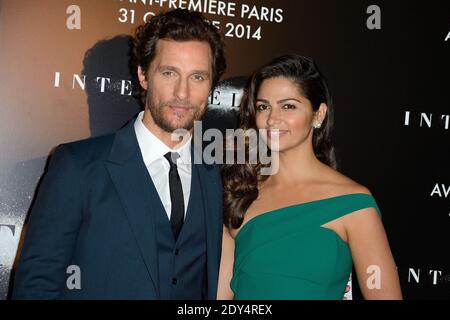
[191,70,211,76]
[158,65,210,76]
[158,65,179,72]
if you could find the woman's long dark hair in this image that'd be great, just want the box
[222,54,336,229]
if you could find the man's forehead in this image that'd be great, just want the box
[153,39,213,69]
[155,38,210,49]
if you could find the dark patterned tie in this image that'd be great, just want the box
[164,152,184,241]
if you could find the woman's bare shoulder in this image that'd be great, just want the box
[321,165,372,196]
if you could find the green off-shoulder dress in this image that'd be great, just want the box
[231,193,381,300]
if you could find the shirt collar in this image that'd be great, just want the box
[134,111,192,167]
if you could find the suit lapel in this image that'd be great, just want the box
[105,119,160,296]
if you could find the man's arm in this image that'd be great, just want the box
[12,145,83,299]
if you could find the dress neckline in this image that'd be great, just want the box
[234,193,374,240]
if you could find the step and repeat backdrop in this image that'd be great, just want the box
[0,0,449,299]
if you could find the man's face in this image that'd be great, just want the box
[138,39,213,133]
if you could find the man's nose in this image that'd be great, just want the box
[174,77,189,101]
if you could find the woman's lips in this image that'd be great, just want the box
[266,129,289,138]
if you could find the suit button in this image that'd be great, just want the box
[174,249,180,255]
[172,278,178,285]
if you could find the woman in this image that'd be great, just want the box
[218,54,402,300]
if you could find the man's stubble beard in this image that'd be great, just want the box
[145,91,206,133]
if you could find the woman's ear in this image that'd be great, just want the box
[315,103,328,123]
[137,66,148,90]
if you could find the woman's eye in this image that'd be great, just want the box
[256,104,268,111]
[282,104,296,109]
[162,71,174,77]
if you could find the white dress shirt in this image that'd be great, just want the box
[134,111,192,220]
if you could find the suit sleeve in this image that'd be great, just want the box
[12,144,83,299]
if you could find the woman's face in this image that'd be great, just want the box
[255,77,326,152]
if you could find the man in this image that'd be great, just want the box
[12,9,226,299]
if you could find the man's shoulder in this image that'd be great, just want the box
[57,133,116,165]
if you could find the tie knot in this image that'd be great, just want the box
[164,152,180,167]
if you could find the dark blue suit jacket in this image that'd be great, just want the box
[12,118,223,299]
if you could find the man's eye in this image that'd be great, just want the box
[193,74,205,81]
[162,71,174,77]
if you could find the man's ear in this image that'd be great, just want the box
[315,103,328,123]
[137,66,148,90]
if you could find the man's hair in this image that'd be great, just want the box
[133,9,227,103]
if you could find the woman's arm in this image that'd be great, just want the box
[217,226,235,300]
[347,207,403,299]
